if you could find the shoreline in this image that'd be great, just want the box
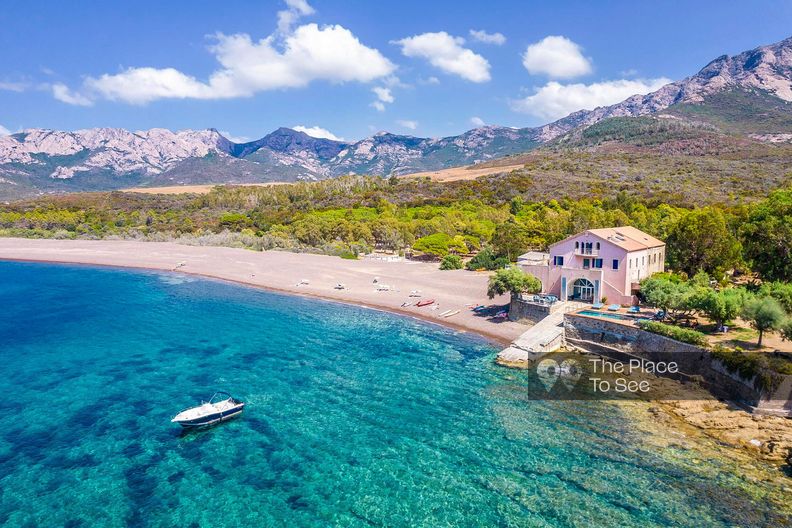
[0,239,527,347]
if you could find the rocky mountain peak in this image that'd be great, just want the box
[540,35,792,141]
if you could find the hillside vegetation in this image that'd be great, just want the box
[2,175,791,284]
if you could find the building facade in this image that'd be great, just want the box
[518,226,665,306]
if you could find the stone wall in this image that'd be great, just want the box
[564,313,792,416]
[509,298,565,323]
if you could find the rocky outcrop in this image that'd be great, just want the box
[543,36,792,141]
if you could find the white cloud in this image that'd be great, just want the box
[396,119,418,130]
[394,31,490,83]
[421,76,440,85]
[522,36,592,79]
[0,124,11,136]
[52,82,94,106]
[372,86,394,103]
[470,116,485,127]
[219,130,250,143]
[277,0,315,34]
[510,78,672,121]
[60,2,394,106]
[0,80,27,92]
[370,86,394,112]
[292,125,344,141]
[469,29,506,45]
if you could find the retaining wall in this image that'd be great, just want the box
[564,313,792,416]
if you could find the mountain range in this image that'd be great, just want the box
[1,36,791,200]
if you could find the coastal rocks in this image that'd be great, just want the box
[655,398,792,464]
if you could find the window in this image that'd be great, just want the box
[583,258,590,269]
[596,242,600,250]
[553,256,564,266]
[593,258,603,269]
[612,259,619,270]
[575,241,579,249]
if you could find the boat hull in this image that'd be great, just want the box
[173,403,245,428]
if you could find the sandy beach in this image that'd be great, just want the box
[0,238,527,345]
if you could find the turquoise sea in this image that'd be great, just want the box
[0,261,787,527]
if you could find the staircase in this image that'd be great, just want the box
[497,302,586,365]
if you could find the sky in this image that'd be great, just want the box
[1,0,791,142]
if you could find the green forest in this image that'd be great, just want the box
[1,175,790,284]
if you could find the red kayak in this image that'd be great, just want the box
[416,299,435,307]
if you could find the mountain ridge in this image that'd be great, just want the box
[1,35,791,200]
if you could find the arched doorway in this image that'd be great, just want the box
[571,278,595,302]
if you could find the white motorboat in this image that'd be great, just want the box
[171,392,245,429]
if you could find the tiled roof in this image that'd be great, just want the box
[551,226,665,252]
[586,226,665,251]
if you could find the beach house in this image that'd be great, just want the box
[518,226,665,305]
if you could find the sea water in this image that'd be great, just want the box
[0,261,787,527]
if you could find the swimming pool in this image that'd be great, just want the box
[577,309,649,322]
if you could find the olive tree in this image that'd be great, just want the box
[741,296,785,347]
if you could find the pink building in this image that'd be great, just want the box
[518,226,665,306]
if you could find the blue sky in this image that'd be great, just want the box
[1,0,791,142]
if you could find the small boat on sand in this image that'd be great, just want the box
[416,299,435,307]
[171,392,245,429]
[443,310,460,318]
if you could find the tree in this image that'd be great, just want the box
[741,296,785,347]
[412,233,467,258]
[439,254,463,270]
[781,318,792,342]
[487,267,542,300]
[758,281,792,313]
[491,220,533,262]
[509,196,524,215]
[666,208,741,277]
[640,275,697,322]
[740,189,792,282]
[694,288,746,329]
[218,212,251,231]
[465,248,508,271]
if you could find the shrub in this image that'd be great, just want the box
[710,345,786,392]
[439,254,463,270]
[637,320,708,347]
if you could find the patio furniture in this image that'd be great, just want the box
[591,302,604,310]
[607,304,620,311]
